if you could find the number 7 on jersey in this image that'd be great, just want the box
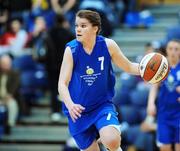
[98,56,104,70]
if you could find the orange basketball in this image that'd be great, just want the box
[139,52,169,84]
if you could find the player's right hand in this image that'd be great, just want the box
[67,103,85,122]
[147,103,156,116]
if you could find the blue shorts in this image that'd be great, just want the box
[157,121,180,145]
[72,111,120,150]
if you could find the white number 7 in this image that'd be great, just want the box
[98,56,104,70]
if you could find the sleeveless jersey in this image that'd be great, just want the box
[157,61,180,125]
[63,35,115,115]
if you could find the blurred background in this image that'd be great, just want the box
[0,0,179,151]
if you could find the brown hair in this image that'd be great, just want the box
[76,10,101,35]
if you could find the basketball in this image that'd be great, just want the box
[139,52,169,84]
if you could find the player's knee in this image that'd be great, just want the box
[102,134,121,151]
[160,145,172,151]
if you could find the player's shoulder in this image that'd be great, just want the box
[104,37,116,48]
[101,37,119,57]
[66,39,78,48]
[96,35,114,44]
[66,39,79,54]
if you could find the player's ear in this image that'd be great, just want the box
[93,26,98,34]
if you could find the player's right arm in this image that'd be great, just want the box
[58,47,85,122]
[147,83,160,116]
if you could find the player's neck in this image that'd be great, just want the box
[82,37,96,53]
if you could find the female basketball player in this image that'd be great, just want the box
[147,40,180,151]
[58,10,140,151]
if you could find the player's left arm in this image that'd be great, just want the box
[105,38,140,75]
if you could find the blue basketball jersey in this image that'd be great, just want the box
[157,61,180,125]
[63,35,115,115]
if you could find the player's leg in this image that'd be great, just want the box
[73,125,100,151]
[175,143,180,151]
[99,125,121,151]
[159,145,172,151]
[95,111,122,151]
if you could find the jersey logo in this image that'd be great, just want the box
[165,74,178,92]
[80,56,105,86]
[86,66,94,75]
[80,66,101,86]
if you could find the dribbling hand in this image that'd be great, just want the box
[67,103,85,122]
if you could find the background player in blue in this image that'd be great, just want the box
[58,10,140,151]
[147,40,180,151]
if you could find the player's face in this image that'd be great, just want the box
[166,41,180,63]
[75,17,98,42]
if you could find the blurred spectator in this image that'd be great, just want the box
[51,0,76,15]
[0,55,20,134]
[144,42,155,54]
[0,18,29,57]
[0,0,9,35]
[29,0,56,29]
[50,0,78,34]
[136,41,163,73]
[8,0,31,28]
[108,0,125,25]
[32,0,49,11]
[136,42,155,63]
[45,15,74,121]
[28,16,47,62]
[124,0,138,12]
